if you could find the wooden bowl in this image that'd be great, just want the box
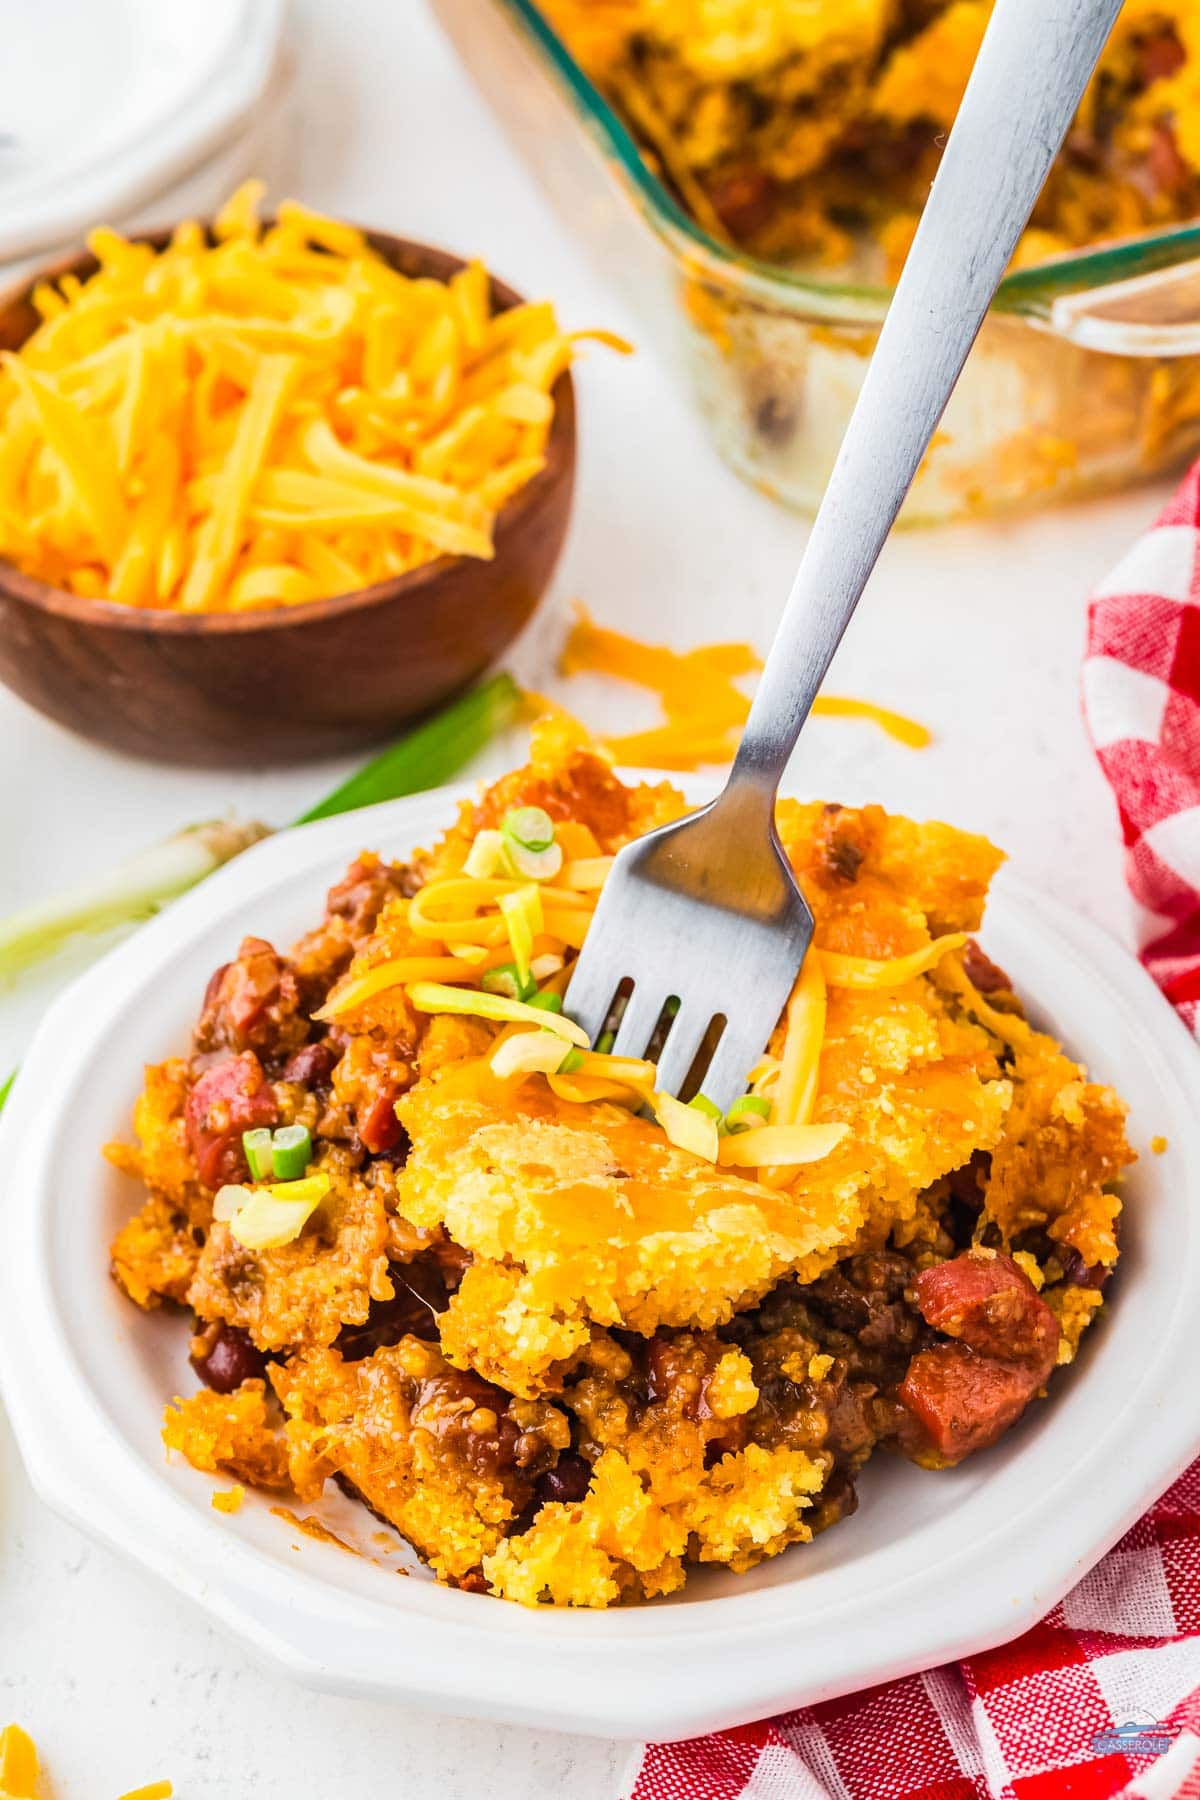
[0,229,576,767]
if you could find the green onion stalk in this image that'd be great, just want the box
[0,673,522,1115]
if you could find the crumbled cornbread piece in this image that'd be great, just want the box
[105,1058,204,1213]
[485,1440,824,1606]
[1048,1285,1107,1365]
[211,1484,246,1514]
[187,1164,394,1352]
[273,1338,571,1584]
[108,1059,213,1308]
[110,1191,207,1310]
[972,1020,1131,1271]
[163,1380,289,1490]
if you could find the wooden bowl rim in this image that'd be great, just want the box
[0,223,576,636]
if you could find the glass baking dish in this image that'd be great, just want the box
[434,0,1200,523]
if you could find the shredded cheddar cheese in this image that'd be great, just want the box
[0,1725,37,1799]
[0,182,617,611]
[818,933,967,989]
[556,606,930,770]
[718,1122,849,1168]
[304,777,984,1173]
[0,1726,172,1800]
[771,953,827,1127]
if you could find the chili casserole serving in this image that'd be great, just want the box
[109,723,1133,1606]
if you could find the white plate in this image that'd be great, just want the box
[0,0,288,263]
[1,779,1199,1740]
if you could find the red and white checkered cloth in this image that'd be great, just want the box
[625,469,1200,1800]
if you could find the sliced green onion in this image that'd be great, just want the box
[502,806,555,853]
[228,1173,332,1251]
[464,829,509,880]
[270,1123,313,1181]
[595,1029,615,1054]
[213,1183,255,1222]
[725,1094,771,1133]
[408,981,588,1044]
[557,1048,585,1074]
[501,807,562,880]
[0,676,521,996]
[296,674,522,825]
[242,1127,275,1181]
[652,1090,719,1162]
[526,989,564,1014]
[489,1030,569,1080]
[0,1070,13,1116]
[481,962,536,1001]
[508,841,563,880]
[688,1094,724,1123]
[0,818,270,980]
[498,884,542,985]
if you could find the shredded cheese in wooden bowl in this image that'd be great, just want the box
[0,183,622,613]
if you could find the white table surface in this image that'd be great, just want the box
[0,0,1178,1792]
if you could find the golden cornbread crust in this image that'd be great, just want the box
[109,729,1134,1606]
[539,0,1200,276]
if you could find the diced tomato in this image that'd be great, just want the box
[282,1041,338,1088]
[358,1082,404,1156]
[185,1052,279,1189]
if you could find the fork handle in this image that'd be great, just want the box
[727,0,1122,804]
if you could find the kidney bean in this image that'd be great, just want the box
[282,1040,338,1088]
[535,1454,592,1507]
[191,1323,267,1393]
[962,940,1013,994]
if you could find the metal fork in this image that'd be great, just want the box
[565,0,1123,1110]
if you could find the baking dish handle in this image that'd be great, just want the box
[1045,257,1200,356]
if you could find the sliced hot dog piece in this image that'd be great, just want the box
[897,1250,1060,1464]
[898,1343,1042,1463]
[912,1250,1058,1375]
